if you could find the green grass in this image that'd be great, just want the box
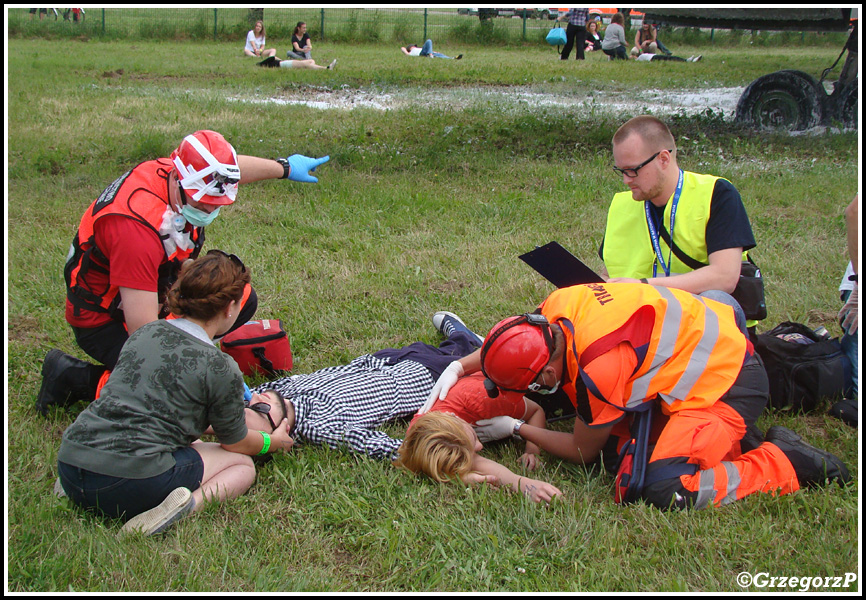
[6,37,859,592]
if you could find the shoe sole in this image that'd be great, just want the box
[120,487,193,536]
[433,311,465,330]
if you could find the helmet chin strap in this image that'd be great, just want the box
[169,171,188,213]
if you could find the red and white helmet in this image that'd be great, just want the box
[171,130,240,206]
[480,314,555,396]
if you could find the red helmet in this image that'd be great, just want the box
[480,314,554,395]
[171,130,240,206]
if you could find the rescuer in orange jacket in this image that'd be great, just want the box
[36,131,330,416]
[427,283,850,509]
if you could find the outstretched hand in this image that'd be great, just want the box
[286,154,330,183]
[517,477,562,504]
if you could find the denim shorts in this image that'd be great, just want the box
[58,446,204,521]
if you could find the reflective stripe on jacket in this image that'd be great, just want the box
[540,283,749,425]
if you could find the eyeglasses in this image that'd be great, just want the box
[612,149,672,178]
[246,402,278,431]
[206,249,246,273]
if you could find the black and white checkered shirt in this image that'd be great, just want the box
[565,8,589,27]
[252,354,434,460]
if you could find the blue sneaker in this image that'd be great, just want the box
[432,311,484,345]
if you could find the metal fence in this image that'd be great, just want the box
[7,7,567,44]
[8,7,842,47]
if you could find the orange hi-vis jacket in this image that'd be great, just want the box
[64,159,204,322]
[539,283,750,427]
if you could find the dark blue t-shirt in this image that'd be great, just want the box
[599,178,756,262]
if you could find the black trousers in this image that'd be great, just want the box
[561,23,586,60]
[73,287,258,371]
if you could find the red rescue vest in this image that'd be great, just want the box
[64,159,204,321]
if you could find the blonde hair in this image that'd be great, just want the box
[396,412,475,482]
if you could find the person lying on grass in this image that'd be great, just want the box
[395,373,563,504]
[242,312,561,502]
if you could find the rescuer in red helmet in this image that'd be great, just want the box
[428,283,850,509]
[36,130,330,416]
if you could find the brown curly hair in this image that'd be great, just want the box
[165,252,250,321]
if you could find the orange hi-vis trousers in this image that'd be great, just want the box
[641,356,799,509]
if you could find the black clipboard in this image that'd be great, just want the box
[519,241,604,288]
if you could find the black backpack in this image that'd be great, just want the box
[755,322,851,412]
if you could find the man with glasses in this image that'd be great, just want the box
[37,130,330,415]
[599,115,756,335]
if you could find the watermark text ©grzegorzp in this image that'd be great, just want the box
[737,571,857,591]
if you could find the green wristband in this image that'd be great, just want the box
[258,431,271,455]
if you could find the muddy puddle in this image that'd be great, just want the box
[228,85,745,119]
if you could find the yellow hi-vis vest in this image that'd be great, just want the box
[540,283,749,426]
[603,171,730,278]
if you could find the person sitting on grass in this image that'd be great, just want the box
[287,21,313,60]
[400,40,463,60]
[257,55,336,70]
[56,253,294,536]
[244,20,276,58]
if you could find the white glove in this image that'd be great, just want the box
[419,361,464,414]
[839,284,858,335]
[475,416,519,443]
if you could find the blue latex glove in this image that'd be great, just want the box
[287,154,329,183]
[243,382,252,403]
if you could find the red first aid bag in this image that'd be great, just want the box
[220,319,292,377]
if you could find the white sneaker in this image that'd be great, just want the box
[328,59,337,70]
[120,487,194,536]
[690,55,702,62]
[53,477,67,499]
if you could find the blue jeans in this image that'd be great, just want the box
[58,446,204,521]
[419,39,452,59]
[603,45,627,60]
[840,289,858,398]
